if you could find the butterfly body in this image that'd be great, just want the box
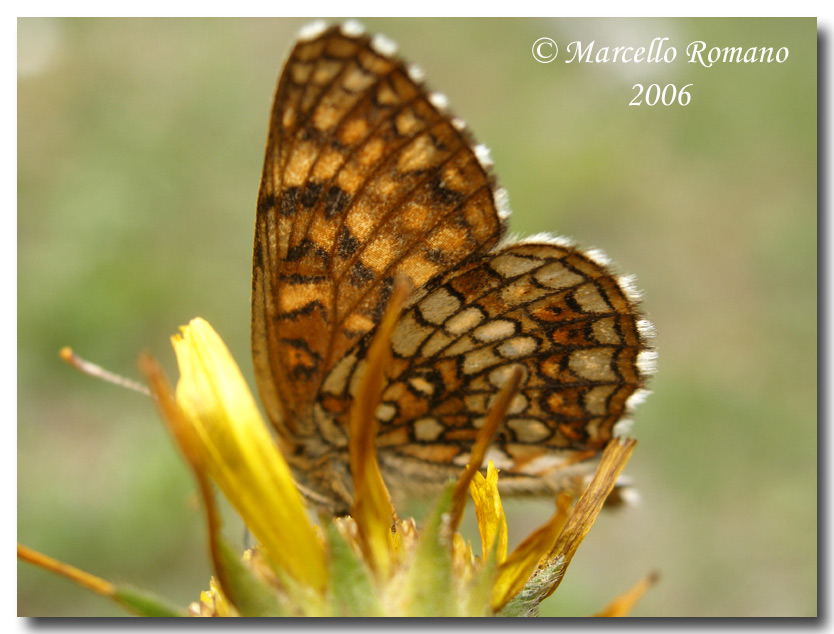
[252,22,653,513]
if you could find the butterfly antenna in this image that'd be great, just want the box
[60,347,152,397]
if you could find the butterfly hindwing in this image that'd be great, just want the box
[316,241,651,500]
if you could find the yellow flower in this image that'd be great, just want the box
[19,313,654,617]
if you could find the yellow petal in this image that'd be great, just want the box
[17,543,115,598]
[171,318,326,591]
[469,461,508,564]
[449,366,523,535]
[451,532,476,588]
[490,493,571,612]
[198,578,236,617]
[593,571,659,617]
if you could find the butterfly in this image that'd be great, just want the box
[250,21,654,514]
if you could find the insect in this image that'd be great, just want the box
[251,21,654,513]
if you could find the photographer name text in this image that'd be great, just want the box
[532,37,789,67]
[531,37,789,106]
[568,38,788,67]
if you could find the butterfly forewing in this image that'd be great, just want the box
[253,25,504,462]
[252,23,652,510]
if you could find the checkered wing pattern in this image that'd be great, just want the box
[319,241,652,500]
[252,23,653,509]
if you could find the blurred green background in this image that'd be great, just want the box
[18,18,816,617]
